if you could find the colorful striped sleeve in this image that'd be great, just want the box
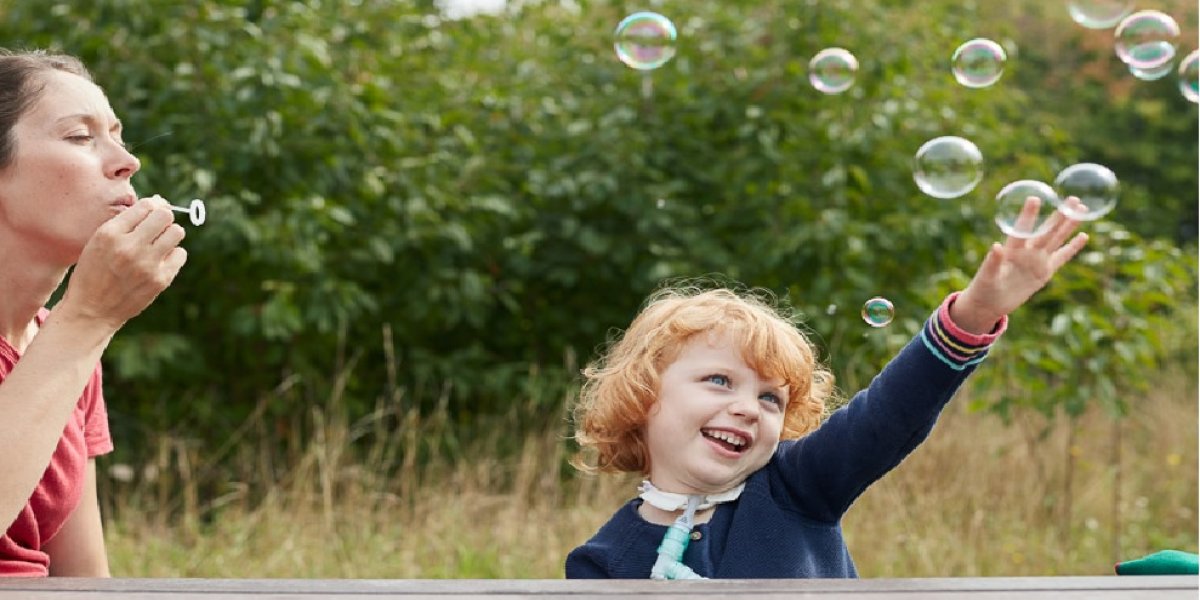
[919,291,1007,371]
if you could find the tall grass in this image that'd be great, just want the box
[102,369,1197,578]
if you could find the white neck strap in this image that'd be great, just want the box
[638,480,746,512]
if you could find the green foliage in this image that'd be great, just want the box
[1,0,1195,457]
[993,0,1200,243]
[969,223,1198,421]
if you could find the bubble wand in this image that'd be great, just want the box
[167,198,206,226]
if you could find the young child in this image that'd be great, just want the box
[565,199,1089,579]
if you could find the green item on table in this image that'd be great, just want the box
[1114,550,1199,575]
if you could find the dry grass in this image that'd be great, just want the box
[102,370,1197,578]
[845,367,1198,576]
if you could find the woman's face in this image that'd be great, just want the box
[0,69,140,265]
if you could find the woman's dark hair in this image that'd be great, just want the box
[0,49,91,169]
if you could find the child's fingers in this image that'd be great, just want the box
[1006,196,1043,248]
[1039,197,1085,250]
[1049,232,1089,271]
[1032,208,1067,247]
[978,242,1005,281]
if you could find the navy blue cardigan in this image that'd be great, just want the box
[565,294,1005,579]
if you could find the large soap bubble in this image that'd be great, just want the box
[1179,49,1199,103]
[994,180,1059,239]
[913,136,984,199]
[1053,163,1118,221]
[952,38,1007,88]
[1130,61,1174,81]
[1067,0,1134,29]
[1115,10,1180,70]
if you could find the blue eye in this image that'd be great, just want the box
[759,392,783,407]
[705,374,731,387]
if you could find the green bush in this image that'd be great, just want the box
[2,0,1194,461]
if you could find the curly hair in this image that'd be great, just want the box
[571,282,835,474]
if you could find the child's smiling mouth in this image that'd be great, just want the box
[702,428,749,454]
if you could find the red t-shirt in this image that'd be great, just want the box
[0,308,113,577]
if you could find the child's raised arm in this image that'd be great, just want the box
[951,196,1089,335]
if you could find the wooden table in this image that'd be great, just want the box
[0,576,1194,599]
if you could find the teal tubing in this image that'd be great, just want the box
[649,495,705,580]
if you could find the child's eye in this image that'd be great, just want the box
[759,392,782,406]
[704,374,731,387]
[67,135,94,144]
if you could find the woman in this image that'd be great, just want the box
[0,49,187,576]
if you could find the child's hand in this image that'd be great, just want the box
[951,196,1089,335]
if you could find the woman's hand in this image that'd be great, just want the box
[56,195,188,329]
[951,196,1089,335]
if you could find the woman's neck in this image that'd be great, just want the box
[0,256,67,352]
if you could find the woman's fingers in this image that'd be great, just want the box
[152,223,186,253]
[128,198,176,247]
[64,195,188,325]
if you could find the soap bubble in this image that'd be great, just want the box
[1130,60,1174,81]
[861,297,895,328]
[1067,0,1134,29]
[994,180,1059,239]
[808,48,859,94]
[1115,10,1179,70]
[952,38,1007,88]
[912,136,984,199]
[1179,50,1199,103]
[613,12,677,71]
[1053,163,1118,221]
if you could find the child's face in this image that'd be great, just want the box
[643,330,788,495]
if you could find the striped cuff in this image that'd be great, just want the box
[919,291,1007,371]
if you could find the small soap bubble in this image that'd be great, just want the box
[912,136,984,199]
[1053,163,1118,221]
[994,180,1059,239]
[1067,0,1134,29]
[1178,50,1199,103]
[808,48,859,94]
[1115,10,1179,70]
[952,38,1007,88]
[861,297,895,328]
[613,12,677,71]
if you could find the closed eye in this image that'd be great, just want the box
[703,373,731,388]
[67,134,94,143]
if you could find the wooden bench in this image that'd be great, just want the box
[0,576,1195,598]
